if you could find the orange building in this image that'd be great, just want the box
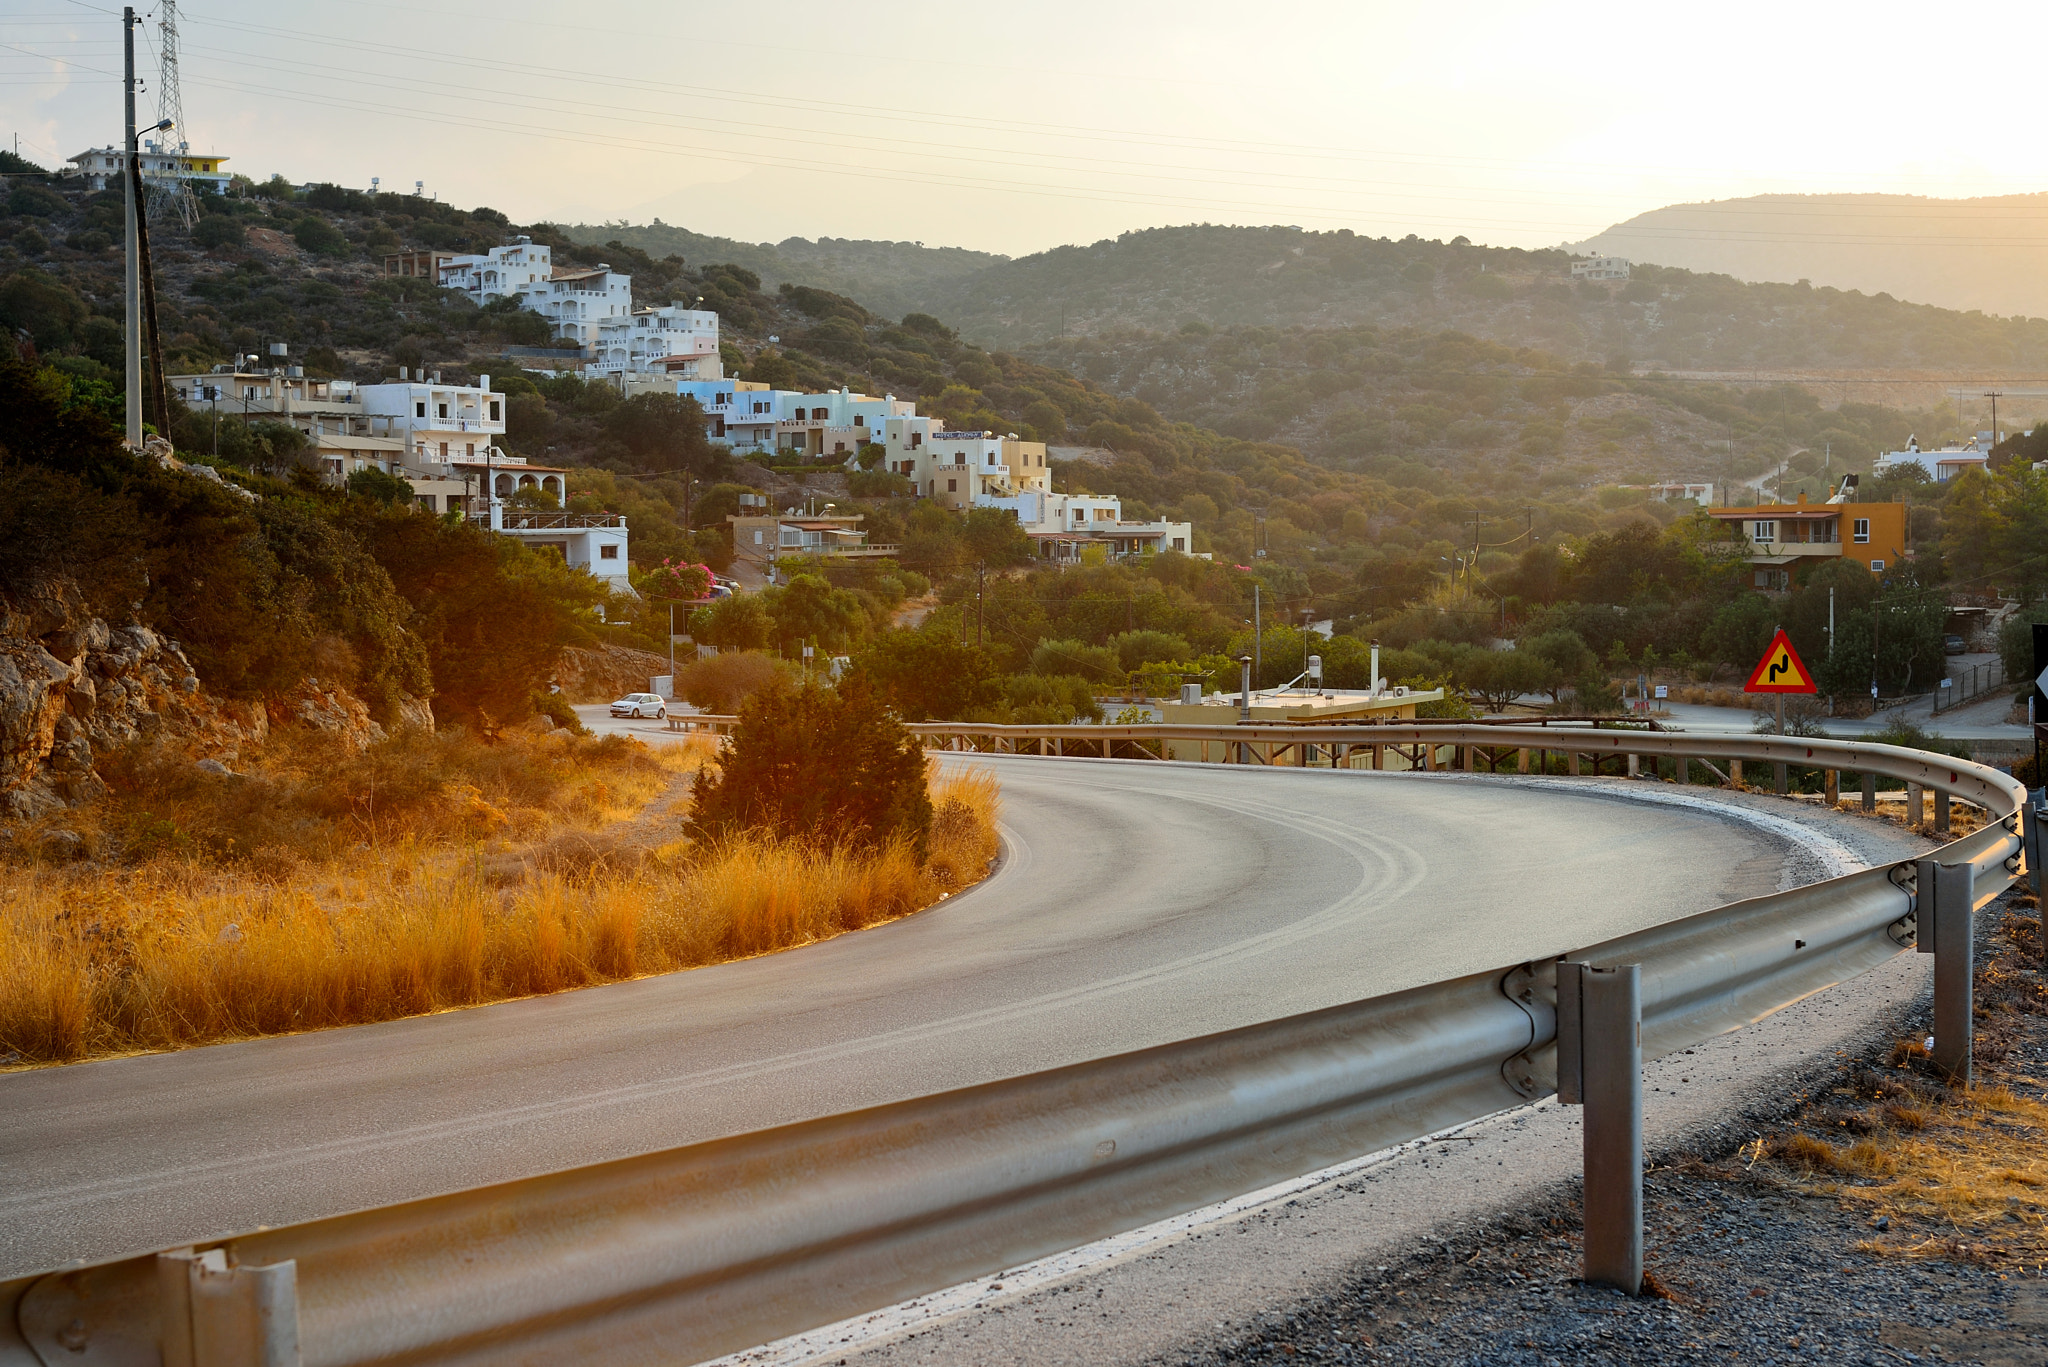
[1707,493,1908,590]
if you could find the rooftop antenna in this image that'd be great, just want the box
[148,0,199,229]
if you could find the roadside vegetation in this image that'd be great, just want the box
[1747,890,2048,1268]
[0,702,998,1065]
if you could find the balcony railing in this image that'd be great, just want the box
[500,513,625,530]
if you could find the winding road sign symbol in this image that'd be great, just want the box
[1744,630,1817,694]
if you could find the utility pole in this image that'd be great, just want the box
[1985,390,2003,448]
[1252,582,1262,688]
[122,7,141,448]
[975,563,985,648]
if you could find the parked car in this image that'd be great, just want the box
[1943,634,1967,656]
[609,692,668,719]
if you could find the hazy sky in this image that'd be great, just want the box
[7,0,2045,257]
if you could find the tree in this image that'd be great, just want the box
[765,573,868,654]
[691,592,773,652]
[676,650,789,714]
[1519,628,1594,701]
[603,392,716,519]
[688,680,933,857]
[1458,647,1551,712]
[847,625,1002,721]
[346,465,414,505]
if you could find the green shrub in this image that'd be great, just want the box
[688,681,931,856]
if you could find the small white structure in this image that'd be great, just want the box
[982,489,1192,560]
[1570,255,1630,280]
[1873,432,1995,483]
[494,509,630,586]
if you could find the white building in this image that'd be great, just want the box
[982,489,1193,560]
[438,238,554,303]
[626,304,722,377]
[357,373,508,470]
[1873,432,1995,483]
[1570,255,1630,281]
[64,141,231,194]
[438,237,719,378]
[494,509,630,587]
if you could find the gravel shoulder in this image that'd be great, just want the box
[723,784,2016,1367]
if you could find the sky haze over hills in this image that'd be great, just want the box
[11,0,2048,277]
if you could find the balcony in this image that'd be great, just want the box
[501,513,626,530]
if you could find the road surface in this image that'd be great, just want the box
[1,756,1803,1276]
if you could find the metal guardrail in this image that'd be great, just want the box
[1,729,2030,1367]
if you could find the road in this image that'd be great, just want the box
[1,756,1804,1277]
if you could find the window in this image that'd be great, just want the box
[1870,559,1885,572]
[1853,517,1870,543]
[1751,520,1776,542]
[753,529,764,545]
[466,443,475,458]
[438,403,449,419]
[439,442,449,458]
[947,478,958,492]
[489,401,501,421]
[599,544,619,560]
[415,401,427,418]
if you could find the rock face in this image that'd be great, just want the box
[0,577,430,820]
[555,644,675,703]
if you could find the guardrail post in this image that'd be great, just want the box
[1517,746,1530,774]
[154,1250,301,1367]
[1824,769,1839,806]
[1626,752,1638,778]
[1862,772,1876,812]
[1730,758,1743,788]
[1558,961,1643,1294]
[1906,781,1923,828]
[1933,788,1950,835]
[1568,750,1581,776]
[2026,798,2044,904]
[1916,859,1975,1085]
[1774,759,1788,794]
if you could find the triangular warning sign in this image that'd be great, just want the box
[1744,629,1817,694]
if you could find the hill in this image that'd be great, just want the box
[557,222,1004,321]
[1571,193,2048,319]
[884,226,2048,376]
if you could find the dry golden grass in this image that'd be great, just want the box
[1748,901,2048,1269]
[0,737,1001,1066]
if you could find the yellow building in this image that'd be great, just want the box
[1708,493,1908,590]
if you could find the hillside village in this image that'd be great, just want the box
[3,143,2047,789]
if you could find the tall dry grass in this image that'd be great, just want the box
[0,744,1000,1065]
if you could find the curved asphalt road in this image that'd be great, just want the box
[0,758,1796,1276]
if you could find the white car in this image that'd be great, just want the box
[609,693,668,719]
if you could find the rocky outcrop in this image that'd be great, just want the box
[555,644,675,703]
[0,578,429,820]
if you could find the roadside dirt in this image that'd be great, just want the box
[1152,891,2048,1367]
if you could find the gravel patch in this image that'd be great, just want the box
[1147,889,2048,1367]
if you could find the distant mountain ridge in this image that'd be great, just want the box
[559,222,1004,319]
[1570,192,2048,319]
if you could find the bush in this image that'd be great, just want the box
[677,650,788,714]
[688,681,933,856]
[291,215,348,256]
[192,215,245,251]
